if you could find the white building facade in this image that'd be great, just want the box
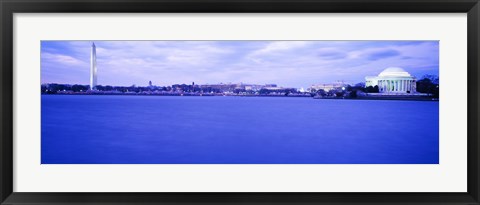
[365,67,416,93]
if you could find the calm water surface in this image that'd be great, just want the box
[41,95,439,164]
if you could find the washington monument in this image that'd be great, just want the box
[90,42,97,90]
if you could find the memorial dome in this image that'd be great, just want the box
[378,67,412,77]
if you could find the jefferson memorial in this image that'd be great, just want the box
[365,67,416,93]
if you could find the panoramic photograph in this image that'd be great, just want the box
[41,40,439,164]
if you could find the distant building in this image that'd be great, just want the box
[244,84,266,91]
[149,81,152,87]
[365,67,416,93]
[263,87,284,91]
[200,83,293,93]
[310,81,348,92]
[200,83,237,93]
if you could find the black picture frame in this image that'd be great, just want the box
[1,0,479,204]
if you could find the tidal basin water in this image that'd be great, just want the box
[41,95,439,164]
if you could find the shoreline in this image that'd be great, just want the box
[41,93,439,101]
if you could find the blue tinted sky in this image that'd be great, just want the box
[41,41,439,88]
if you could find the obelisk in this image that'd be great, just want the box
[90,42,97,90]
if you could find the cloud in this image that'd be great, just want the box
[316,48,348,60]
[354,48,401,61]
[42,52,85,65]
[249,41,310,56]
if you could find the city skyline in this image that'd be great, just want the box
[41,41,439,88]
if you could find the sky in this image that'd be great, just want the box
[41,41,439,88]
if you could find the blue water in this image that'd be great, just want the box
[41,95,439,164]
